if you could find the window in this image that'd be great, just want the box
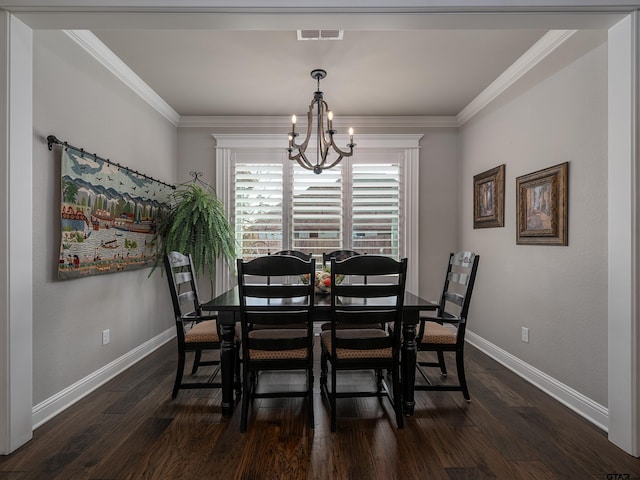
[232,159,402,261]
[234,162,284,257]
[215,133,421,293]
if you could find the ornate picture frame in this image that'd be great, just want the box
[473,164,505,229]
[516,162,568,245]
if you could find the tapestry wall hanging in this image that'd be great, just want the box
[58,145,173,279]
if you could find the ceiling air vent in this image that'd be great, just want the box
[297,30,344,41]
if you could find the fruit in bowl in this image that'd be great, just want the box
[300,267,344,294]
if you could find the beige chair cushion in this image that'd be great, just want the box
[320,329,392,359]
[184,320,220,343]
[421,322,457,344]
[247,328,309,360]
[184,320,241,343]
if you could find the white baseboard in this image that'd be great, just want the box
[32,327,608,433]
[466,330,608,432]
[32,328,175,429]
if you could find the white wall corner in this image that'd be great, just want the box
[607,11,640,457]
[0,12,34,455]
[0,9,9,457]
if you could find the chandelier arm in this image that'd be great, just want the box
[289,152,311,165]
[322,154,346,170]
[295,160,314,170]
[319,100,332,147]
[297,101,315,152]
[293,150,314,169]
[327,138,355,158]
[320,142,331,168]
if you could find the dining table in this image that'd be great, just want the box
[201,286,438,417]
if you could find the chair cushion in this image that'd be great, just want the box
[184,320,220,343]
[247,328,309,360]
[320,329,392,359]
[421,322,457,344]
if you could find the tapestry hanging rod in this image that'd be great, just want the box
[47,134,176,190]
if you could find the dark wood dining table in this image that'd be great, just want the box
[201,286,438,417]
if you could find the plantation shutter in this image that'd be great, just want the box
[291,164,342,259]
[351,163,401,257]
[234,162,283,259]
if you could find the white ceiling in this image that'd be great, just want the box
[4,1,636,118]
[91,28,547,117]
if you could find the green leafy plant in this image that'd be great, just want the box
[153,183,236,278]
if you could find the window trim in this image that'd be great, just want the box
[214,133,422,293]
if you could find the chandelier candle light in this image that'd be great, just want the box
[288,69,356,174]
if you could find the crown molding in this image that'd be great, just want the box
[65,26,574,131]
[457,29,577,125]
[179,115,458,128]
[63,30,180,126]
[212,132,423,149]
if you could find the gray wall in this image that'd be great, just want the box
[32,31,177,405]
[459,30,608,405]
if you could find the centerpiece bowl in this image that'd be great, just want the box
[300,267,344,294]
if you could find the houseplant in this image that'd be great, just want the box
[153,181,236,279]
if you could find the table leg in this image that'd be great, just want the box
[402,315,418,416]
[218,311,237,417]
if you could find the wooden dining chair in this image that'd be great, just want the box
[273,250,312,261]
[322,249,361,267]
[267,250,312,286]
[414,251,480,401]
[237,254,316,432]
[319,249,379,331]
[320,255,408,432]
[164,251,239,400]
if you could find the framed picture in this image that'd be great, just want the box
[516,162,568,245]
[473,164,505,228]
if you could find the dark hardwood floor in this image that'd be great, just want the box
[2,340,639,480]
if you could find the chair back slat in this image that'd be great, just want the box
[332,254,402,276]
[242,254,314,277]
[166,250,190,268]
[242,284,311,299]
[177,290,197,307]
[443,291,465,308]
[332,283,400,299]
[448,271,471,286]
[452,251,476,268]
[174,271,192,285]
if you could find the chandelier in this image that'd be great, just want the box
[287,69,355,174]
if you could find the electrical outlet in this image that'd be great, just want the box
[521,327,529,343]
[102,329,110,346]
